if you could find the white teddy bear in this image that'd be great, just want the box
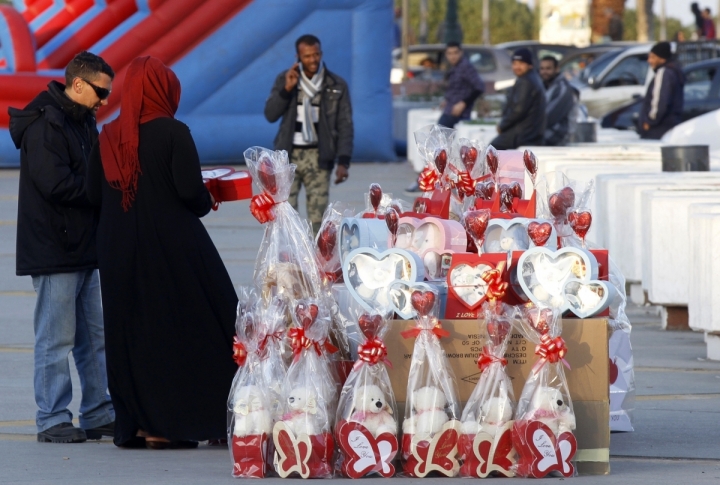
[232,385,272,437]
[281,386,318,436]
[527,386,576,436]
[460,392,513,436]
[349,384,396,437]
[402,386,449,441]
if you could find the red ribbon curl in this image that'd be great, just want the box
[418,167,440,192]
[532,333,570,374]
[249,192,276,224]
[288,327,338,363]
[482,261,508,303]
[258,331,284,354]
[353,337,393,371]
[455,171,476,197]
[232,336,248,367]
[401,319,450,340]
[477,345,508,372]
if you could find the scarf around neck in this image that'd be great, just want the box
[298,64,325,144]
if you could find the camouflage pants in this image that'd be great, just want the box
[288,148,330,235]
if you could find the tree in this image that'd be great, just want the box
[623,8,692,42]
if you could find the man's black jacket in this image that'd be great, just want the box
[264,67,353,169]
[9,81,98,276]
[498,68,547,147]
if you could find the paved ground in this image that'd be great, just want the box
[0,162,719,483]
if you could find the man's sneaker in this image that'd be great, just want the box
[85,421,115,440]
[404,181,422,196]
[37,423,87,443]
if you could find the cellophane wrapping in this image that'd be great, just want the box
[512,305,577,478]
[449,137,487,221]
[228,288,274,478]
[535,170,593,244]
[244,147,326,302]
[334,306,398,478]
[272,299,338,478]
[459,302,518,478]
[400,288,462,477]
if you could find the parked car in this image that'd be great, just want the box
[601,58,720,130]
[495,40,576,66]
[390,44,514,95]
[558,45,626,82]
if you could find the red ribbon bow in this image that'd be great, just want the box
[418,167,440,192]
[353,337,393,371]
[400,319,450,340]
[232,336,248,367]
[477,345,508,372]
[288,327,338,363]
[249,192,276,224]
[532,333,570,374]
[455,171,476,198]
[482,261,509,303]
[258,330,284,354]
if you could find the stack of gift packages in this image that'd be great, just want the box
[225,125,635,479]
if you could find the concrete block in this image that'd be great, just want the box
[640,188,720,305]
[660,306,690,331]
[707,333,720,360]
[688,205,720,334]
[629,282,648,306]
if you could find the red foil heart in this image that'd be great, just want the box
[509,181,522,199]
[369,183,383,212]
[460,145,478,173]
[434,149,448,175]
[523,306,553,335]
[474,181,495,200]
[527,221,552,247]
[568,210,592,240]
[487,318,511,346]
[294,303,319,329]
[411,290,436,316]
[548,186,575,218]
[385,207,399,238]
[358,313,383,339]
[523,150,537,178]
[463,210,490,244]
[486,146,499,175]
[498,184,514,213]
[257,156,277,195]
[317,223,337,261]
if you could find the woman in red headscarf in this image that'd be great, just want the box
[87,57,237,449]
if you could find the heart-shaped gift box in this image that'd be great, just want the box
[482,218,532,254]
[386,280,448,320]
[202,167,253,202]
[445,253,511,319]
[340,218,389,263]
[342,248,425,313]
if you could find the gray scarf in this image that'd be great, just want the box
[298,64,324,144]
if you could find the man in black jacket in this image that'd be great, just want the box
[490,48,546,149]
[539,55,578,146]
[639,42,685,140]
[264,34,353,234]
[8,51,115,443]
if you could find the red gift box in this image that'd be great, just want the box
[202,167,253,202]
[231,434,267,478]
[273,425,334,479]
[413,189,451,219]
[336,420,398,478]
[474,190,536,220]
[512,420,576,478]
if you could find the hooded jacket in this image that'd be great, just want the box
[639,61,685,140]
[9,81,99,276]
[495,68,547,148]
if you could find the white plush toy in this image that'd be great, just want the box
[460,391,513,436]
[281,386,318,436]
[349,384,396,437]
[527,386,576,436]
[402,386,449,441]
[233,385,272,437]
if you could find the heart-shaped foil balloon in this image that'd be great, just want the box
[486,146,499,175]
[460,145,478,173]
[487,318,511,346]
[523,150,538,183]
[548,186,575,219]
[523,306,554,335]
[498,185,514,213]
[257,156,277,195]
[434,149,448,175]
[369,183,383,212]
[411,290,436,317]
[568,210,592,240]
[509,181,522,200]
[358,313,383,339]
[294,302,319,329]
[527,221,553,247]
[386,207,399,242]
[463,210,490,245]
[317,223,337,261]
[474,181,495,201]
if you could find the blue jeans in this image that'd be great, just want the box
[438,113,462,129]
[32,270,114,432]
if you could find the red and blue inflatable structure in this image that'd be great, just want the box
[0,0,394,166]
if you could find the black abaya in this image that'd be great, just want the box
[87,117,238,446]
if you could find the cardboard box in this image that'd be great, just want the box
[385,318,610,475]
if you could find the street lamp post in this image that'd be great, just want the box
[443,0,463,44]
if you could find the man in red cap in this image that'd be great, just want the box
[639,41,685,140]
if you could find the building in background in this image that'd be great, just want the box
[539,0,593,47]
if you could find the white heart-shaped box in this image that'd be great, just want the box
[394,217,466,255]
[483,218,531,253]
[517,247,598,311]
[423,250,456,281]
[563,279,615,318]
[342,247,425,313]
[340,218,389,263]
[386,280,438,320]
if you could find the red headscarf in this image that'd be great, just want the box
[99,56,181,211]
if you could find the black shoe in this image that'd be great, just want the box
[85,421,115,440]
[37,423,87,443]
[404,181,422,196]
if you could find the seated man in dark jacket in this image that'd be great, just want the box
[491,48,546,149]
[639,42,685,140]
[539,55,578,146]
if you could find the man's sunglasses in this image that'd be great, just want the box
[80,78,111,100]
